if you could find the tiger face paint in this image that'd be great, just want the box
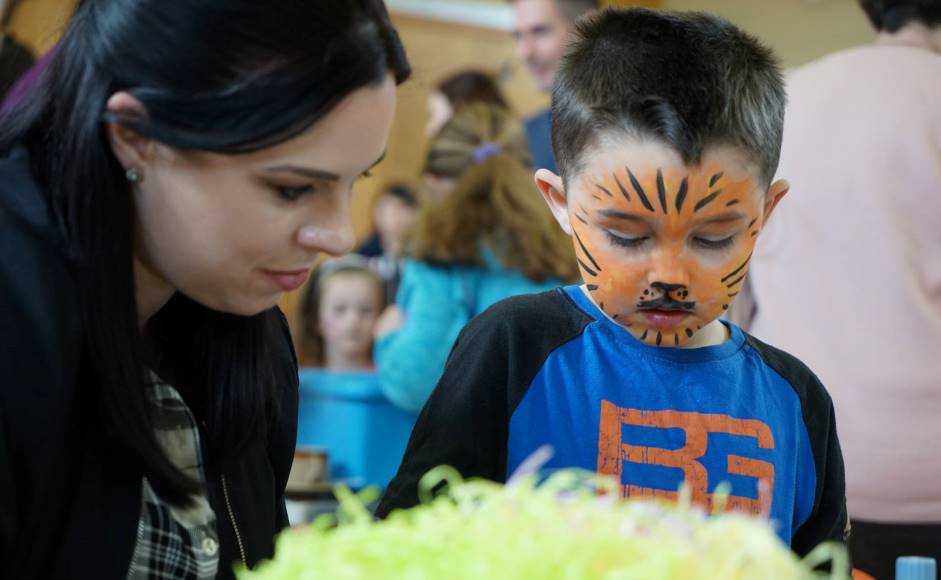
[538,139,787,348]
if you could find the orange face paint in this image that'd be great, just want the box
[567,146,766,347]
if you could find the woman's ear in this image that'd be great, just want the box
[104,91,154,171]
[535,168,572,235]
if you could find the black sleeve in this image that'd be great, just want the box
[268,309,300,531]
[790,400,849,556]
[0,167,83,573]
[743,335,848,557]
[376,289,592,518]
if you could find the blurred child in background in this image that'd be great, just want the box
[355,182,420,303]
[297,257,385,370]
[374,102,578,413]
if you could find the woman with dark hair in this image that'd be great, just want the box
[0,0,409,578]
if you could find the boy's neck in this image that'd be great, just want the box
[579,284,730,348]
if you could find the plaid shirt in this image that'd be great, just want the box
[126,378,219,580]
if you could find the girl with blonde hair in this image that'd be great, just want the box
[374,103,578,413]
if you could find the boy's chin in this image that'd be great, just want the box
[625,315,723,348]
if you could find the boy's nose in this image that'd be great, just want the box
[651,281,686,296]
[647,254,690,291]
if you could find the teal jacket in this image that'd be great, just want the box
[374,256,562,413]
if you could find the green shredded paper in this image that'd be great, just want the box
[239,467,848,579]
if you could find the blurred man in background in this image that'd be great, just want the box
[746,1,941,577]
[509,0,599,173]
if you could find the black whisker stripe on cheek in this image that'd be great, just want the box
[627,167,655,212]
[674,333,679,346]
[596,184,613,197]
[573,230,601,271]
[656,169,668,214]
[600,302,605,311]
[587,284,599,291]
[592,194,603,201]
[728,291,739,297]
[709,172,724,188]
[640,329,648,340]
[725,199,740,207]
[576,214,589,225]
[721,252,752,283]
[685,328,693,338]
[751,231,758,237]
[725,273,746,289]
[723,304,729,310]
[577,258,598,277]
[747,217,758,229]
[694,190,722,212]
[656,332,663,346]
[674,177,689,213]
[613,174,631,202]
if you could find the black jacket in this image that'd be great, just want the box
[0,147,299,579]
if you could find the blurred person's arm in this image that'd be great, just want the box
[375,300,512,517]
[374,260,471,413]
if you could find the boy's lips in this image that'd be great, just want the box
[639,309,691,328]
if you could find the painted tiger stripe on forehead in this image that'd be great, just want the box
[656,169,668,214]
[626,168,655,212]
[674,177,689,213]
[693,189,723,212]
[592,166,746,220]
[614,173,631,202]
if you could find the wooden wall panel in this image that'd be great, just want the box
[7,0,75,54]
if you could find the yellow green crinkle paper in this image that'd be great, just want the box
[239,467,847,580]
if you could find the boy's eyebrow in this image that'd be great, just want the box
[695,210,748,225]
[596,209,648,223]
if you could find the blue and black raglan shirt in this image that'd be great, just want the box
[377,286,847,555]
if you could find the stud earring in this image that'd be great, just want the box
[125,167,143,183]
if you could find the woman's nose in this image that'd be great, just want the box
[297,223,356,256]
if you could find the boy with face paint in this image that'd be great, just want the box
[378,8,847,556]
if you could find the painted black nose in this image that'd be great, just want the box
[651,282,686,294]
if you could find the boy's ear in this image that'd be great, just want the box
[761,178,789,227]
[535,168,572,235]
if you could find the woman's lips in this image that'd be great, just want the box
[262,269,310,292]
[640,309,691,328]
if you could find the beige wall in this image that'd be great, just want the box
[7,0,75,54]
[663,0,874,69]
